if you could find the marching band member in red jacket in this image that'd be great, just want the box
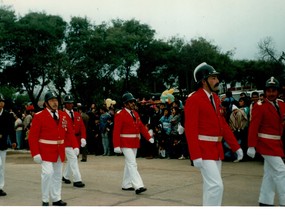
[184,62,243,206]
[28,91,78,206]
[62,94,86,188]
[247,77,285,206]
[113,92,154,194]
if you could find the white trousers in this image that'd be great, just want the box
[121,148,144,189]
[259,155,285,205]
[41,157,62,202]
[0,150,7,190]
[199,160,223,206]
[63,147,82,182]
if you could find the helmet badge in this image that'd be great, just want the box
[268,76,276,84]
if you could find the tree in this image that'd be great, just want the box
[1,12,66,109]
[0,5,17,70]
[0,85,16,110]
[137,39,173,94]
[106,19,155,94]
[258,37,278,62]
[230,59,284,91]
[258,37,285,86]
[65,16,96,104]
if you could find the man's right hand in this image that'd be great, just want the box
[80,138,87,147]
[74,148,80,156]
[193,158,203,169]
[33,154,42,164]
[114,147,122,154]
[247,147,256,158]
[236,148,244,161]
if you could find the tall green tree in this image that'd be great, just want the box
[166,37,234,93]
[106,19,155,95]
[0,5,17,69]
[65,16,95,103]
[137,39,173,94]
[1,12,66,109]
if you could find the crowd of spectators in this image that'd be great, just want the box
[6,107,35,151]
[220,90,265,161]
[7,89,269,162]
[84,96,189,160]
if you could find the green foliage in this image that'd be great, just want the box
[0,5,284,108]
[0,85,16,99]
[1,11,67,109]
[0,85,16,110]
[0,5,17,67]
[106,19,155,92]
[231,59,284,90]
[14,93,30,109]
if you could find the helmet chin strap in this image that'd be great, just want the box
[206,80,217,93]
[46,101,57,112]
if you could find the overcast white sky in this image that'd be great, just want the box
[1,0,285,60]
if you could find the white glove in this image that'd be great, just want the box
[177,123,184,135]
[193,158,203,169]
[247,147,256,158]
[149,138,154,144]
[114,147,122,154]
[33,154,42,164]
[74,148,80,156]
[80,138,87,147]
[235,148,244,161]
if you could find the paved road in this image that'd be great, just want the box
[1,149,266,207]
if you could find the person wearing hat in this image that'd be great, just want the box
[227,104,248,161]
[28,91,78,206]
[184,62,243,206]
[0,94,16,197]
[62,94,86,188]
[113,92,154,194]
[247,76,285,206]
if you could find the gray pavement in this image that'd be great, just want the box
[0,149,266,206]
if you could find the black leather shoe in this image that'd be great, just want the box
[81,159,87,162]
[42,202,49,206]
[259,202,274,206]
[122,187,135,191]
[0,190,7,196]
[62,177,71,184]
[135,187,147,194]
[73,181,85,188]
[52,200,67,206]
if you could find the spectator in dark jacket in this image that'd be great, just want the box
[0,94,16,196]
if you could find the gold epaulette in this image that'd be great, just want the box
[277,98,284,103]
[35,110,43,115]
[257,100,263,105]
[188,91,196,98]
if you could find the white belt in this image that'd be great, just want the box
[198,135,223,142]
[39,139,64,144]
[120,134,140,138]
[258,133,281,140]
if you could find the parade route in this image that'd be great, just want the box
[0,149,267,207]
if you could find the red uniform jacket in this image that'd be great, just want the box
[113,108,151,149]
[184,88,240,160]
[28,108,77,162]
[64,110,86,148]
[248,99,285,157]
